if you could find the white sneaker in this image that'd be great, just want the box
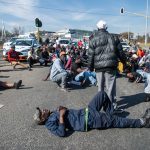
[60,88,69,92]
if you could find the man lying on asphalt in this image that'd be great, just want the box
[0,80,22,90]
[33,91,150,137]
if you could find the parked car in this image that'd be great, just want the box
[120,42,130,51]
[58,39,71,47]
[3,37,18,52]
[3,38,40,61]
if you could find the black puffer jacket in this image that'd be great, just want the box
[88,29,126,72]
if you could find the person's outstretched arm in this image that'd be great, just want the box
[43,73,50,81]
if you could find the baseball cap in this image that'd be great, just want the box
[10,44,15,49]
[96,20,107,29]
[132,54,138,59]
[60,51,66,57]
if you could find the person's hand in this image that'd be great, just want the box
[59,106,67,117]
[42,78,47,81]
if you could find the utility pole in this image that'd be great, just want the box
[1,20,6,41]
[128,25,130,42]
[145,0,149,45]
[120,0,149,45]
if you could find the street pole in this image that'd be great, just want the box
[128,25,130,42]
[37,27,40,42]
[145,0,149,45]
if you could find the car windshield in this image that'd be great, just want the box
[9,38,18,43]
[59,40,69,44]
[16,40,32,46]
[121,43,128,46]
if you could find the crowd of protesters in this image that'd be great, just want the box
[124,44,150,102]
[33,20,150,137]
[0,20,150,137]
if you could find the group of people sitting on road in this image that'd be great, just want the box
[33,20,150,137]
[1,20,150,138]
[42,43,97,92]
[124,45,150,102]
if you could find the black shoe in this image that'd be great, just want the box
[143,117,150,127]
[142,108,150,118]
[145,97,150,102]
[113,107,124,114]
[142,108,150,127]
[28,67,32,71]
[14,80,22,89]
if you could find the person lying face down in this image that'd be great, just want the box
[33,91,150,137]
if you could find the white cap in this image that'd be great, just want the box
[132,54,138,59]
[96,20,107,29]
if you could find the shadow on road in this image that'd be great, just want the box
[118,93,145,110]
[0,69,26,72]
[19,86,33,89]
[0,75,9,78]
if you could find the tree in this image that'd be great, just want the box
[12,26,24,36]
[120,32,134,40]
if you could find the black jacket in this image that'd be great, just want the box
[88,29,126,72]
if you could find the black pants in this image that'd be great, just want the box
[88,91,142,129]
[28,57,37,68]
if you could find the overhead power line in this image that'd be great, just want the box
[0,0,120,16]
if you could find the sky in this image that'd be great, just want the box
[0,0,150,35]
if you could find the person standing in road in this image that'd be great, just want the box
[88,20,126,112]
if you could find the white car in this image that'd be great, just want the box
[3,38,40,61]
[3,37,18,52]
[58,39,71,47]
[120,42,130,50]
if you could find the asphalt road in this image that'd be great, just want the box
[0,52,150,150]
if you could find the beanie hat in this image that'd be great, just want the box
[33,107,41,124]
[96,20,107,29]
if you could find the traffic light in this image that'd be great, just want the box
[120,8,124,14]
[35,18,42,27]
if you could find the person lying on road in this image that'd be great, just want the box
[0,80,22,89]
[33,91,150,137]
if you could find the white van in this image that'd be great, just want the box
[3,38,40,61]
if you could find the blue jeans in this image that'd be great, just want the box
[51,72,67,88]
[75,71,96,85]
[88,91,142,129]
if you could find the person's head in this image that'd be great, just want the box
[10,45,15,50]
[96,20,107,30]
[127,72,133,78]
[59,51,66,62]
[127,72,135,82]
[30,47,34,53]
[33,107,51,125]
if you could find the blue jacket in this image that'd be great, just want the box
[45,109,85,137]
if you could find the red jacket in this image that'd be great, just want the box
[137,49,145,58]
[8,49,19,62]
